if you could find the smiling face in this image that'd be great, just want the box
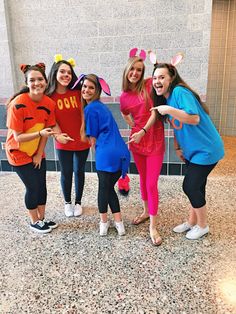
[27,70,47,99]
[56,63,72,88]
[127,60,144,87]
[81,79,96,103]
[152,67,172,98]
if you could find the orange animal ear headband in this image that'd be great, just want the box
[54,54,76,67]
[20,63,46,73]
[129,48,146,61]
[149,50,184,66]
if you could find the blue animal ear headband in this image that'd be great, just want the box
[149,50,184,66]
[72,74,111,96]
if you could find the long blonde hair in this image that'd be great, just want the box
[122,57,151,109]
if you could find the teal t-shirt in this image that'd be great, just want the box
[167,86,224,165]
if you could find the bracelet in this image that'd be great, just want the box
[39,131,42,137]
[142,127,147,134]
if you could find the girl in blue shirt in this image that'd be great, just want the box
[152,63,224,240]
[75,74,130,236]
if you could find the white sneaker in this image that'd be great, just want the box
[114,221,126,236]
[100,221,110,236]
[64,203,74,217]
[74,204,83,217]
[186,225,209,240]
[173,222,192,233]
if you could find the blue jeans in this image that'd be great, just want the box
[57,149,89,204]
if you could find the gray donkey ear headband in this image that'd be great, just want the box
[149,50,184,66]
[72,74,111,96]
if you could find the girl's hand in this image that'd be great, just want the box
[39,128,56,138]
[175,148,185,162]
[55,133,74,144]
[126,130,145,144]
[89,137,96,148]
[32,154,42,169]
[151,105,170,115]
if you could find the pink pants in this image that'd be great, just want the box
[133,152,164,216]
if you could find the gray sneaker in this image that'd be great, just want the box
[173,222,192,233]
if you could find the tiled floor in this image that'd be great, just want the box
[0,136,235,313]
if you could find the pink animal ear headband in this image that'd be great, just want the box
[129,48,146,61]
[72,74,111,96]
[149,50,184,67]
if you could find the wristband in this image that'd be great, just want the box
[142,127,147,134]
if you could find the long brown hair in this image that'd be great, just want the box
[80,74,102,141]
[152,63,209,114]
[6,65,47,109]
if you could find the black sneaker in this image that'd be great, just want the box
[43,220,58,229]
[30,220,52,234]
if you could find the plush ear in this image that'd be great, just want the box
[171,53,184,67]
[67,58,76,67]
[149,51,157,65]
[72,74,85,89]
[139,49,146,61]
[20,64,30,73]
[36,62,46,72]
[98,77,111,96]
[129,47,138,58]
[54,54,63,63]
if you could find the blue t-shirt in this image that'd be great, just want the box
[167,86,224,165]
[84,100,130,175]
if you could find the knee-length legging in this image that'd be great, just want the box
[183,160,217,208]
[133,152,164,216]
[97,170,122,214]
[13,159,47,210]
[57,149,89,204]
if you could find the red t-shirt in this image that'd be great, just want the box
[120,78,165,156]
[50,89,90,151]
[6,93,56,166]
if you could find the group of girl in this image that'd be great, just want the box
[5,49,224,245]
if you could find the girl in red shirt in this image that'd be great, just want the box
[46,55,90,218]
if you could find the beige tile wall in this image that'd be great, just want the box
[207,0,236,136]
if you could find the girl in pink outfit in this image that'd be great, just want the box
[120,51,165,245]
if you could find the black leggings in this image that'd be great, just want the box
[14,159,47,210]
[183,161,217,208]
[57,149,89,204]
[97,170,122,214]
